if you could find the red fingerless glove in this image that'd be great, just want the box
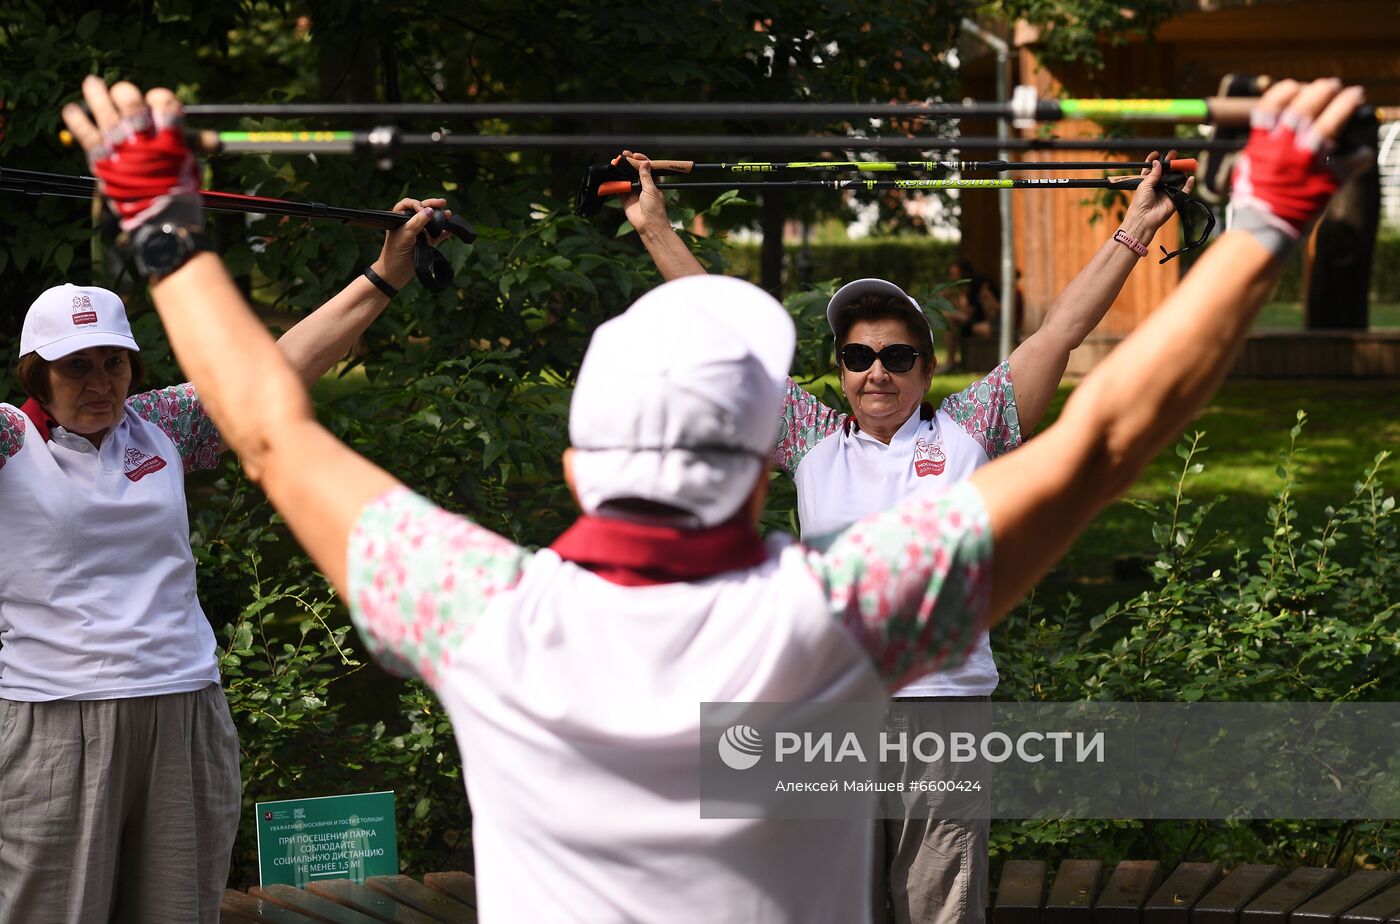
[90,111,202,231]
[1229,110,1341,254]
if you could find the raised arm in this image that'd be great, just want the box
[815,78,1365,687]
[618,151,707,281]
[63,78,398,593]
[274,197,451,388]
[974,79,1365,619]
[1009,152,1194,433]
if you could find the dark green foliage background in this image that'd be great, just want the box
[725,234,1400,304]
[2,0,1395,888]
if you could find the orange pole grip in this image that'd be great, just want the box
[597,180,636,197]
[1168,158,1198,172]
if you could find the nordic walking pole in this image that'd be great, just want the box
[574,172,1174,217]
[600,156,1200,176]
[60,127,1240,155]
[0,165,475,241]
[579,175,1164,216]
[573,170,1216,263]
[172,96,1393,125]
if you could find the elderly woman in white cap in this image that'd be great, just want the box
[63,75,1363,923]
[0,196,451,921]
[622,149,1191,923]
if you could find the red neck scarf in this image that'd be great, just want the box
[19,399,56,443]
[550,515,768,587]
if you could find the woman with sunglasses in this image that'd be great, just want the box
[621,151,1190,924]
[0,199,449,922]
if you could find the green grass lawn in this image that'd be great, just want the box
[923,371,1399,617]
[1255,301,1400,329]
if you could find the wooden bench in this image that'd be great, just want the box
[993,860,1400,924]
[224,862,1400,923]
[221,871,478,923]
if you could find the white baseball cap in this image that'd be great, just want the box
[569,275,795,528]
[825,277,934,340]
[20,285,139,360]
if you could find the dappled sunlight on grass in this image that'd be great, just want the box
[1022,378,1397,614]
[1256,301,1400,330]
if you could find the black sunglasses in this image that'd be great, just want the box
[837,343,925,374]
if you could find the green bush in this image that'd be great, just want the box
[992,415,1398,872]
[1371,232,1400,302]
[724,237,961,296]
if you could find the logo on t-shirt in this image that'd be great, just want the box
[124,446,167,482]
[71,294,98,326]
[914,438,946,477]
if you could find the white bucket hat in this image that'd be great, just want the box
[825,277,934,341]
[569,275,795,528]
[20,284,139,360]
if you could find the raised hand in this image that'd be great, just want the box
[373,196,453,290]
[618,150,671,235]
[62,76,202,231]
[1230,78,1369,256]
[1124,149,1197,239]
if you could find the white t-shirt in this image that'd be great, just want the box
[771,362,1022,697]
[347,483,994,923]
[0,386,223,702]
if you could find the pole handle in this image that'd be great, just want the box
[190,129,224,154]
[1204,97,1256,126]
[423,209,477,243]
[617,156,694,174]
[1167,158,1197,172]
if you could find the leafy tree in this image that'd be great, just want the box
[979,0,1179,69]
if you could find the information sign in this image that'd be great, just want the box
[255,790,398,886]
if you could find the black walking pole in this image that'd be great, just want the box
[574,168,1215,263]
[0,165,475,241]
[1,166,476,290]
[591,155,1200,177]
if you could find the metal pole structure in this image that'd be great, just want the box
[961,18,1016,363]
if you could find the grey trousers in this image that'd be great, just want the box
[873,696,991,924]
[0,684,241,924]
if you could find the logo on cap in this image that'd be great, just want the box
[71,294,98,327]
[124,447,168,482]
[914,438,946,477]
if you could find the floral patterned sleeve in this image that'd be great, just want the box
[347,487,533,686]
[805,480,993,691]
[772,377,847,476]
[940,360,1022,460]
[125,384,223,472]
[0,407,24,472]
